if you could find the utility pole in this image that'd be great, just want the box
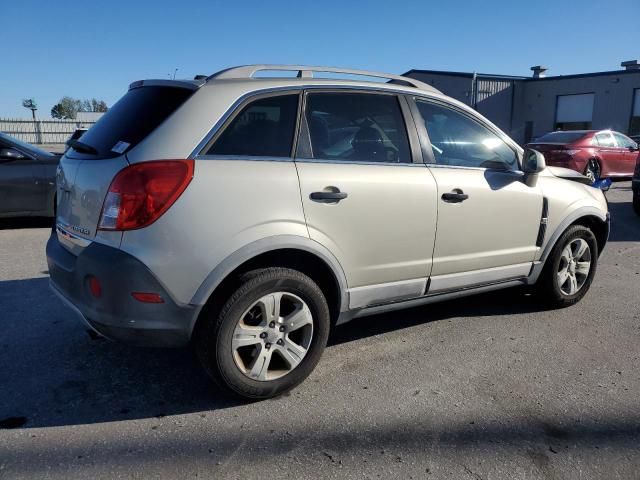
[172,68,178,80]
[22,98,38,121]
[21,98,41,143]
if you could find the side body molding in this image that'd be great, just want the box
[188,234,349,320]
[528,206,609,283]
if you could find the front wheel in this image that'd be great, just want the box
[195,267,330,399]
[538,225,598,307]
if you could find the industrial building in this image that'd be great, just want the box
[404,61,640,145]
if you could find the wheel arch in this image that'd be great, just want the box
[529,207,609,283]
[188,236,349,339]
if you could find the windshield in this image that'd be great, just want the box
[0,131,55,157]
[533,131,587,144]
[68,85,194,159]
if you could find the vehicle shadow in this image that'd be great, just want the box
[0,277,237,429]
[0,277,544,429]
[0,217,54,231]
[330,287,544,346]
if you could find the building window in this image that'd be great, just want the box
[630,89,640,136]
[554,93,594,131]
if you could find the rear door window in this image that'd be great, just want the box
[206,94,299,158]
[303,92,411,163]
[594,132,615,147]
[68,85,193,159]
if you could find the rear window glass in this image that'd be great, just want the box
[533,131,586,143]
[69,86,193,158]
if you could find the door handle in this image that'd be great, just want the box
[310,190,348,203]
[441,190,469,203]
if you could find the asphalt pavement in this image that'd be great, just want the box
[1,182,639,479]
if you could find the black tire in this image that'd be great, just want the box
[633,191,640,216]
[537,225,598,308]
[583,159,601,183]
[195,267,330,400]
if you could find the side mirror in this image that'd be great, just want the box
[628,144,639,152]
[522,148,546,174]
[0,147,25,162]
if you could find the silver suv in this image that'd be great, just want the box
[47,65,609,399]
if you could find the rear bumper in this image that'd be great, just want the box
[545,157,584,173]
[46,232,199,347]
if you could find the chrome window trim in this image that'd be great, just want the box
[294,157,428,167]
[195,154,293,163]
[427,163,525,175]
[189,84,442,159]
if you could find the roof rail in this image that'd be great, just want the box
[207,64,439,93]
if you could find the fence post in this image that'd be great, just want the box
[35,120,43,144]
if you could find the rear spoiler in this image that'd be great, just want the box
[128,79,204,90]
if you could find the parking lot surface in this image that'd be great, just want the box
[1,182,639,479]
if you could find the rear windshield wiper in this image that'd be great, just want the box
[67,139,97,154]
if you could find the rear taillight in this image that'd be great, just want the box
[549,149,579,156]
[98,160,194,231]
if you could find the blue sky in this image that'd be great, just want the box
[2,0,638,118]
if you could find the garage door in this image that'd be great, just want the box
[555,93,594,130]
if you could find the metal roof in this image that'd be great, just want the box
[403,68,640,82]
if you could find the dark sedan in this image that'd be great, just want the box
[0,132,60,218]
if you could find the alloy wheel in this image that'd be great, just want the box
[584,160,600,183]
[556,238,591,296]
[231,292,314,381]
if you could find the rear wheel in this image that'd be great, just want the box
[195,267,330,399]
[538,225,598,307]
[584,159,601,183]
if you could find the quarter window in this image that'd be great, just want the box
[304,92,411,163]
[207,94,299,157]
[414,100,518,170]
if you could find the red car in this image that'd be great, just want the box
[526,130,639,182]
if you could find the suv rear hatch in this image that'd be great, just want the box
[56,82,196,252]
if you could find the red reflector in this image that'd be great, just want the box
[98,160,194,231]
[131,292,164,304]
[88,276,102,298]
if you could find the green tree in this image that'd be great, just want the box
[50,96,109,119]
[91,98,108,112]
[50,96,80,119]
